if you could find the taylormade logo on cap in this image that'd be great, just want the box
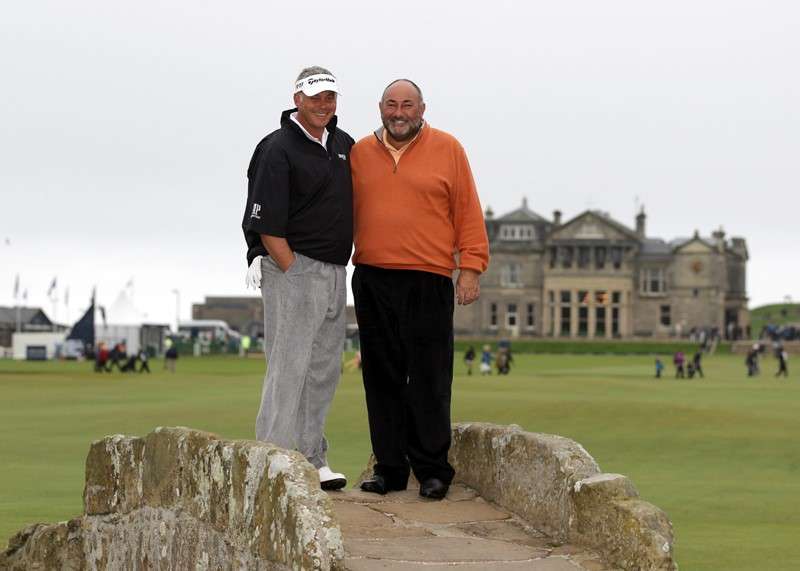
[294,74,340,96]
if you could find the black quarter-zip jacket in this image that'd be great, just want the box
[242,109,354,266]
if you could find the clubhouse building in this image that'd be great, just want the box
[453,199,749,339]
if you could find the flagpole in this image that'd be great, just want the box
[13,274,21,333]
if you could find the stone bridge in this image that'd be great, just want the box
[1,424,677,570]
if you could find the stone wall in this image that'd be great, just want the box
[448,422,677,571]
[3,423,677,571]
[0,427,344,570]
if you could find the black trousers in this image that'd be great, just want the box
[352,265,455,486]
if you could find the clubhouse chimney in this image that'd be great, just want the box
[636,208,646,238]
[553,210,562,227]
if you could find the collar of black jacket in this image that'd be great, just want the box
[280,108,338,137]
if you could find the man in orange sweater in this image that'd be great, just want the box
[351,79,489,500]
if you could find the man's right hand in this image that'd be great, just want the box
[260,234,296,272]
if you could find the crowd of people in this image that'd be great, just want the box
[92,339,179,374]
[660,350,704,379]
[461,342,791,381]
[759,324,800,342]
[654,343,791,379]
[463,344,513,376]
[745,342,790,378]
[94,342,150,374]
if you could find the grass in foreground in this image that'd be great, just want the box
[1,354,798,570]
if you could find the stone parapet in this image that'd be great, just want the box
[1,427,344,571]
[448,422,677,571]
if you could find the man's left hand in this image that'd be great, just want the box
[456,269,480,305]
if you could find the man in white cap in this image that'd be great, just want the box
[242,66,353,490]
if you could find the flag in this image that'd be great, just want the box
[22,289,28,302]
[13,274,19,300]
[47,277,57,298]
[65,287,70,307]
[99,306,107,326]
[66,293,95,347]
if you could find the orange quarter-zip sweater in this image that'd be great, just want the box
[350,124,489,277]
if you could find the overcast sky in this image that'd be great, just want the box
[1,0,797,327]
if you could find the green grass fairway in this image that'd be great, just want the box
[1,354,798,570]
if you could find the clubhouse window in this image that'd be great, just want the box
[501,263,522,287]
[506,303,518,328]
[526,303,535,329]
[561,246,574,269]
[500,224,535,241]
[578,246,591,269]
[490,303,498,329]
[660,305,671,327]
[595,246,607,269]
[641,268,666,294]
[578,306,589,336]
[560,306,571,336]
[596,306,607,336]
[611,246,623,269]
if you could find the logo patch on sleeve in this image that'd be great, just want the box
[250,204,261,219]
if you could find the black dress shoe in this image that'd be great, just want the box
[360,475,390,495]
[360,475,406,495]
[419,478,449,500]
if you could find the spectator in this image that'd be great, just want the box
[496,347,512,375]
[138,349,151,373]
[775,349,789,378]
[655,358,664,379]
[673,351,686,379]
[94,342,110,373]
[463,346,476,376]
[480,345,492,376]
[165,344,178,373]
[692,351,704,378]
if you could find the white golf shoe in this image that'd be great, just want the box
[318,466,347,491]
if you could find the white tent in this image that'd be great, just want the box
[94,289,167,355]
[98,289,147,326]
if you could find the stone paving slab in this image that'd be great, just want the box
[345,536,544,562]
[372,497,510,524]
[330,486,614,571]
[334,502,432,539]
[444,519,552,547]
[344,558,584,570]
[327,483,478,504]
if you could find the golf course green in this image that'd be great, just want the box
[1,352,797,570]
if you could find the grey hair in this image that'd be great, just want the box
[296,66,335,81]
[381,79,424,103]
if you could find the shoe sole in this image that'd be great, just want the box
[321,478,347,491]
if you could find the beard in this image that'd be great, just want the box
[383,117,423,142]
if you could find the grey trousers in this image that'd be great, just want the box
[255,253,346,469]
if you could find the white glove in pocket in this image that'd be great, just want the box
[245,256,263,289]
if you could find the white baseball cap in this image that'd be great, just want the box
[294,73,340,96]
